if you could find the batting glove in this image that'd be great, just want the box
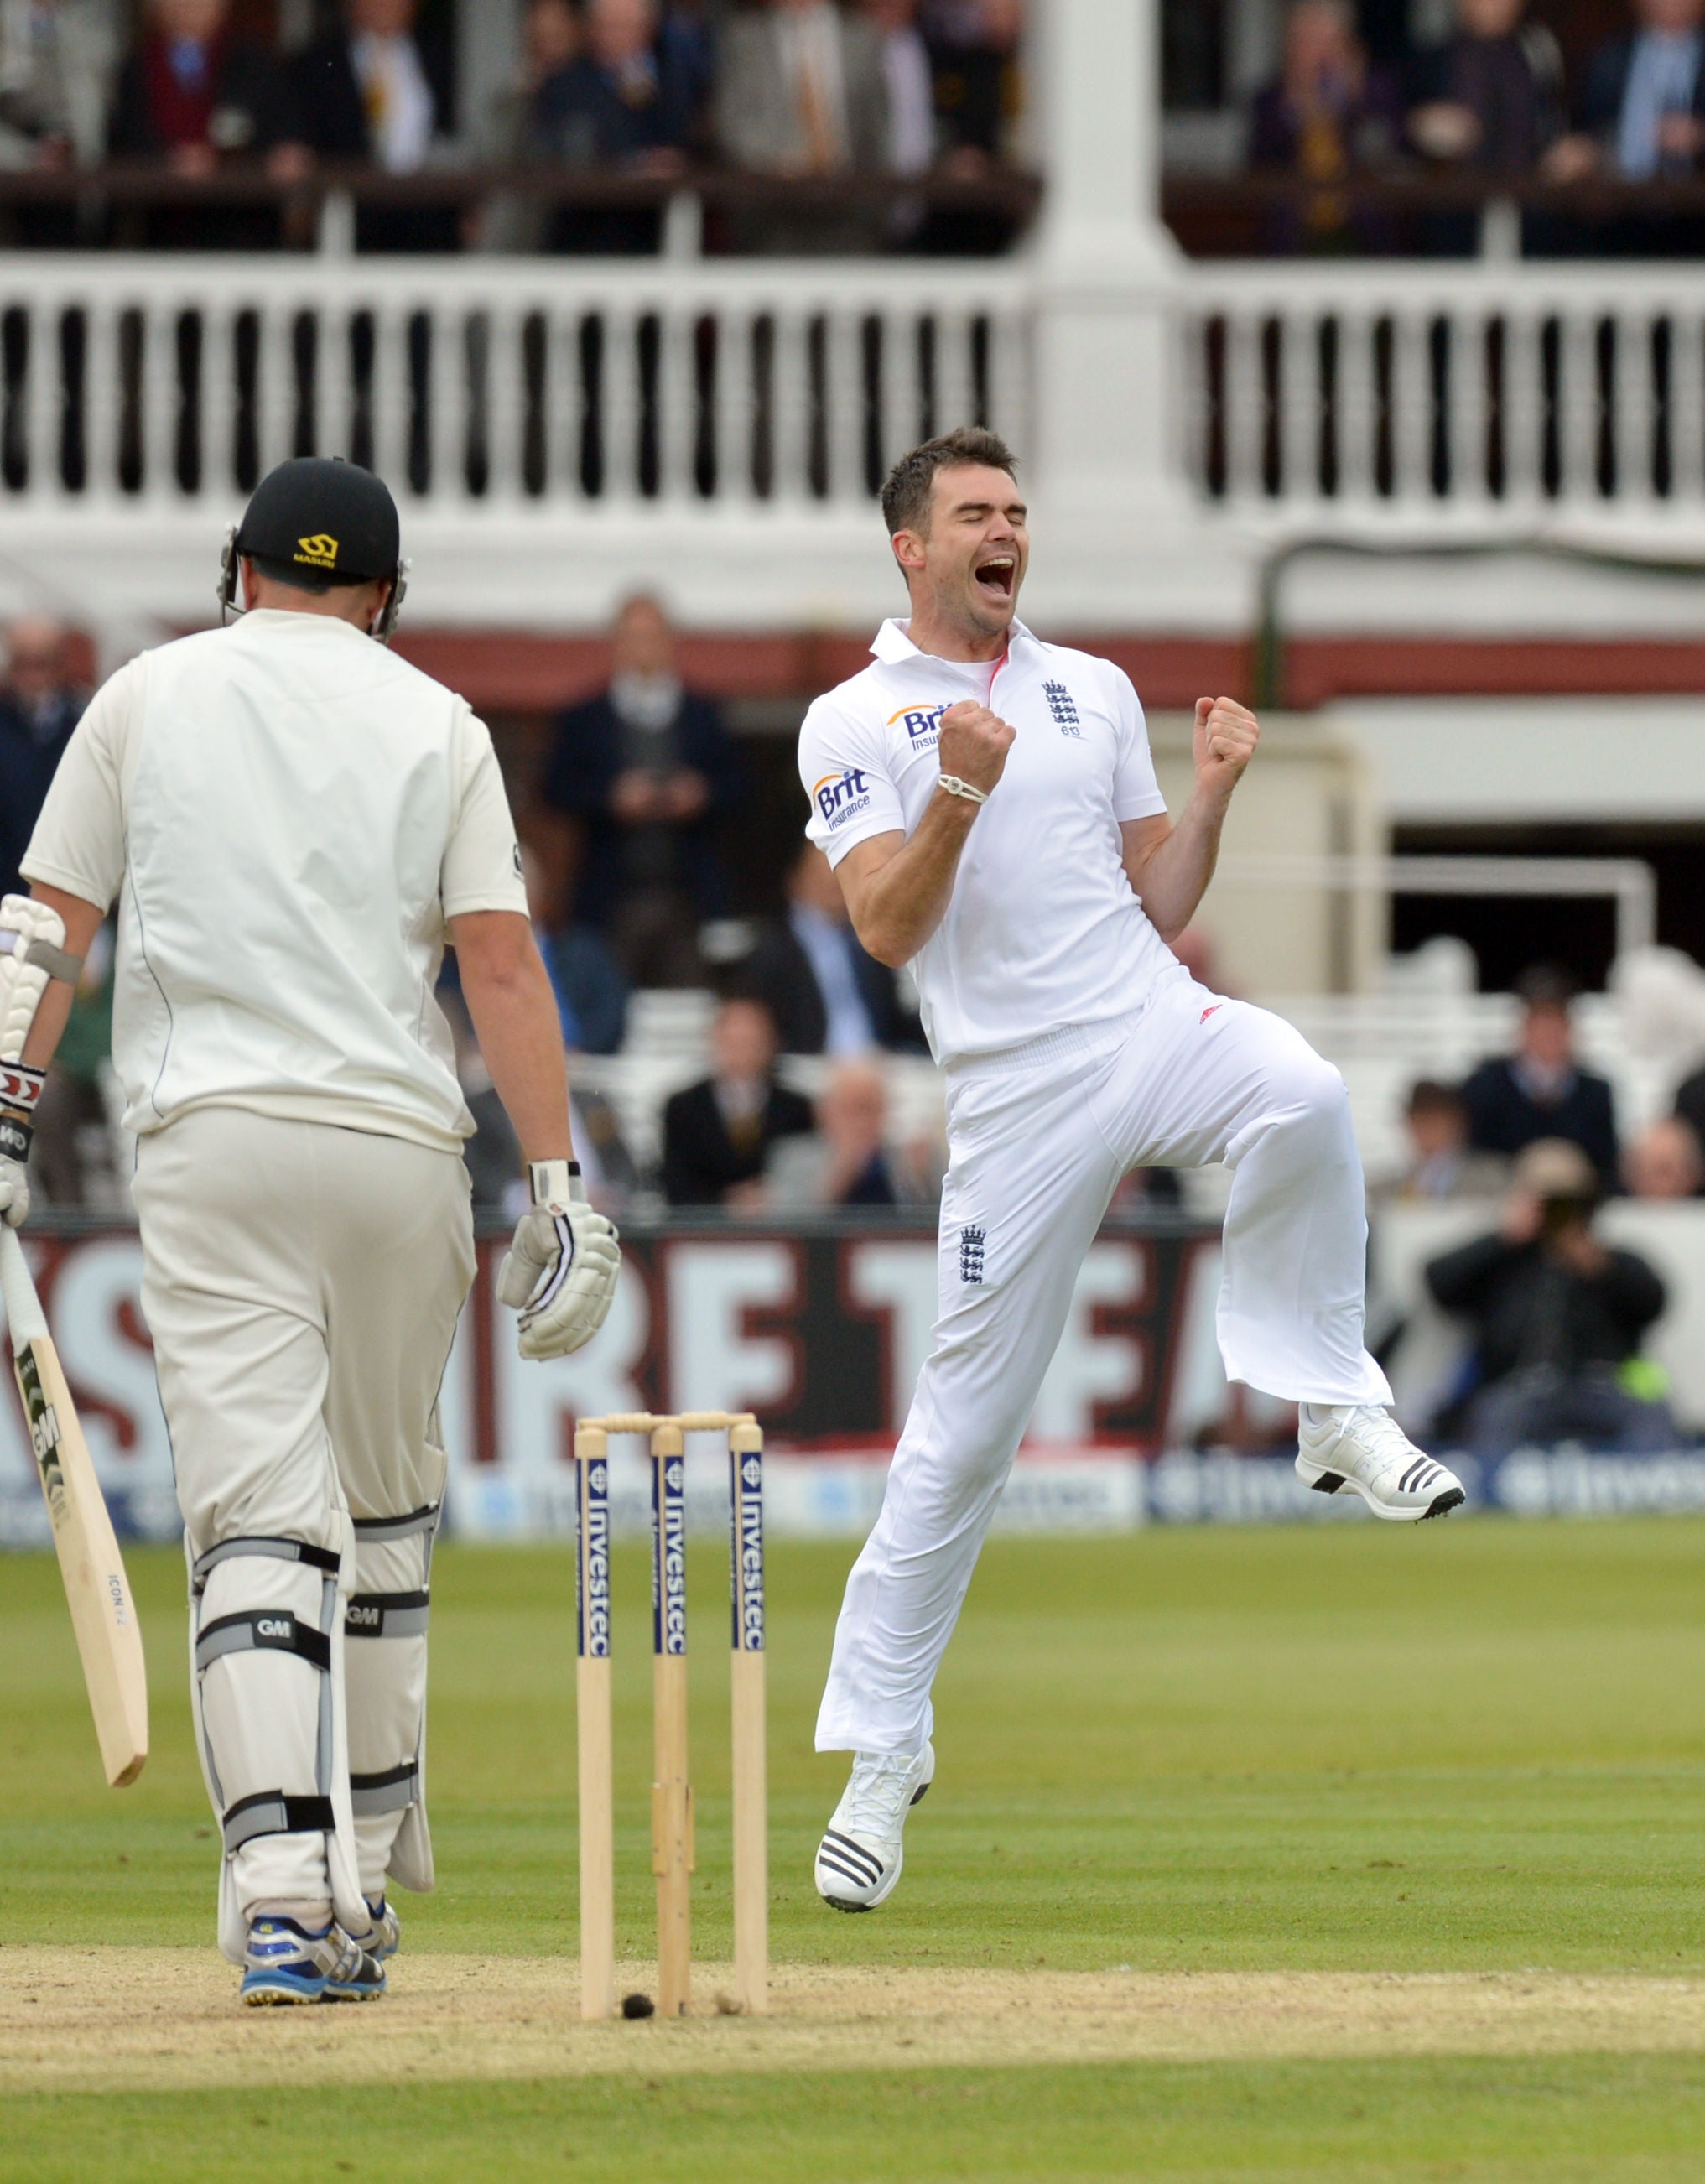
[0,1072,39,1229]
[496,1160,621,1360]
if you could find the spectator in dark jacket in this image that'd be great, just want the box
[0,617,86,899]
[1458,968,1619,1188]
[534,0,697,254]
[743,843,922,1054]
[1425,1137,1673,1455]
[661,996,814,1207]
[1546,0,1705,251]
[1249,0,1406,252]
[539,594,743,986]
[293,0,456,252]
[109,0,306,247]
[1408,0,1565,174]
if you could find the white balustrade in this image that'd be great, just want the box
[0,256,1030,521]
[1181,262,1705,531]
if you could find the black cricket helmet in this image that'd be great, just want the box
[218,457,408,640]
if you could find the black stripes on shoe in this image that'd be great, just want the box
[1399,1459,1446,1497]
[817,1829,884,1890]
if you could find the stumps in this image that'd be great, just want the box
[573,1411,768,2021]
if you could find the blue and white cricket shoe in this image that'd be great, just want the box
[360,1895,401,1962]
[814,1744,935,1911]
[239,1916,387,2006]
[1296,1404,1465,1521]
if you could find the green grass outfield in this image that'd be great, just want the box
[5,1516,1705,2178]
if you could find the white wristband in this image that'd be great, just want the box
[938,773,989,807]
[528,1159,581,1207]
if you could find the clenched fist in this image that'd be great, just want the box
[937,700,1016,800]
[1193,695,1260,795]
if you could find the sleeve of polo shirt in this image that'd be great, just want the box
[1108,666,1168,824]
[441,704,530,918]
[798,691,905,868]
[18,660,136,912]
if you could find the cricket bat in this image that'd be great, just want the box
[1,1228,148,1786]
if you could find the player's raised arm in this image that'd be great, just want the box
[1119,695,1261,942]
[834,699,1015,967]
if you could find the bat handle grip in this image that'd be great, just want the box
[0,1226,48,1352]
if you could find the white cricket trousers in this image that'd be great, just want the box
[816,970,1391,1755]
[133,1109,474,1955]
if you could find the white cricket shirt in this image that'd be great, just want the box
[23,610,528,1152]
[798,617,1177,1066]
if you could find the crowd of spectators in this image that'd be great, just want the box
[1380,961,1705,1455]
[1244,0,1705,253]
[0,0,1027,255]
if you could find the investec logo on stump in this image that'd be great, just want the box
[814,768,872,831]
[581,1458,611,1660]
[658,1456,688,1656]
[736,1452,765,1651]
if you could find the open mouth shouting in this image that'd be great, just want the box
[973,552,1017,608]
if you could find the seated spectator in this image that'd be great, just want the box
[660,996,814,1207]
[743,843,920,1055]
[0,616,87,899]
[294,0,455,252]
[1547,0,1705,249]
[715,0,888,252]
[1459,968,1618,1188]
[108,0,306,247]
[1425,1138,1674,1456]
[479,0,580,250]
[1669,1049,1705,1168]
[538,593,742,988]
[521,846,629,1056]
[0,0,112,176]
[1623,1113,1704,1199]
[922,0,1021,161]
[1391,1079,1509,1200]
[1249,0,1405,252]
[1564,0,1705,179]
[1408,0,1565,174]
[533,0,696,253]
[770,1055,908,1206]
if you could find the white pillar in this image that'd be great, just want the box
[1035,0,1172,273]
[1026,0,1221,628]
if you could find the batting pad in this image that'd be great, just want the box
[187,1518,366,1963]
[343,1493,441,1901]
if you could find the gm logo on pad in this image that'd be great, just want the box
[294,533,340,569]
[814,768,871,829]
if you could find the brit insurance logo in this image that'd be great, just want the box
[814,767,872,831]
[886,700,946,752]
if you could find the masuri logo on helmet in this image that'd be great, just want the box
[294,534,340,570]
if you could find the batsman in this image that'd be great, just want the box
[0,460,620,2004]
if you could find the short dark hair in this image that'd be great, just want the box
[247,554,370,597]
[880,427,1019,538]
[1515,965,1577,1012]
[1406,1078,1464,1118]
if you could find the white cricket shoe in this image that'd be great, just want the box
[1295,1405,1465,1522]
[814,1744,935,1911]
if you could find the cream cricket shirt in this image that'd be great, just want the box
[798,617,1176,1066]
[23,610,527,1152]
